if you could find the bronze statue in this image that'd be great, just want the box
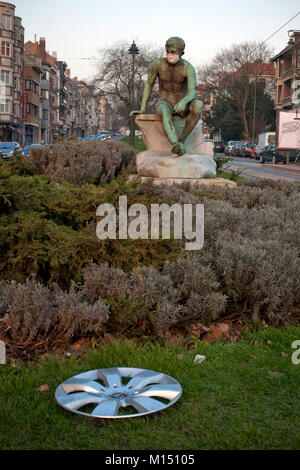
[130,37,204,156]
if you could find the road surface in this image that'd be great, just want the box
[218,155,300,182]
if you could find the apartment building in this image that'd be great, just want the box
[25,37,60,142]
[24,54,42,144]
[272,31,300,110]
[0,2,24,142]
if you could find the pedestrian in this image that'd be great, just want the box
[250,147,256,159]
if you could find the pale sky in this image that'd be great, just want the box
[11,0,300,81]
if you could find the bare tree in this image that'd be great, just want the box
[198,41,275,140]
[93,41,164,131]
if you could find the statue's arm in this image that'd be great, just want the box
[130,60,160,116]
[174,62,197,113]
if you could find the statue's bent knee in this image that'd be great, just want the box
[190,100,204,116]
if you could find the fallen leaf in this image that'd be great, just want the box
[281,352,289,358]
[217,323,231,336]
[267,341,273,345]
[103,334,118,345]
[38,384,50,392]
[253,340,259,345]
[177,354,184,360]
[190,329,201,339]
[269,371,284,378]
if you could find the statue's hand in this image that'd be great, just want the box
[174,100,187,115]
[129,110,145,118]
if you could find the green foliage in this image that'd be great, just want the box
[0,171,182,289]
[27,139,137,186]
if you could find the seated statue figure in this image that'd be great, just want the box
[130,37,204,156]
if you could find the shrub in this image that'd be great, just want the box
[0,280,109,358]
[28,140,137,185]
[212,235,300,323]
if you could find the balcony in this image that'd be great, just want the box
[280,96,293,108]
[41,80,50,91]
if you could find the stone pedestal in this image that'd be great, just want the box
[128,174,237,188]
[135,114,217,179]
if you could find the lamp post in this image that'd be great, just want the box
[128,41,139,147]
[252,62,258,142]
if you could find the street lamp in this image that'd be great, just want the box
[128,41,139,147]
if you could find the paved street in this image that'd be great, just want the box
[218,155,300,182]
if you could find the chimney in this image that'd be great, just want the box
[39,37,46,55]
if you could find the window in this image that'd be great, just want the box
[1,14,11,30]
[1,42,11,57]
[14,76,20,91]
[1,70,10,84]
[25,80,39,94]
[41,89,49,100]
[297,48,300,68]
[42,109,49,120]
[0,99,10,113]
[16,51,21,66]
[28,103,39,117]
[279,59,284,77]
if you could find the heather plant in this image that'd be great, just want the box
[81,262,131,303]
[27,140,137,186]
[0,280,109,358]
[212,235,300,323]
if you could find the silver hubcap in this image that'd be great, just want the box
[55,367,182,419]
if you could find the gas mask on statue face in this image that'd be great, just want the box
[166,48,181,64]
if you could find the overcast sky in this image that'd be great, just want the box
[11,0,300,81]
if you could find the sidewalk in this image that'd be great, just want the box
[261,163,300,175]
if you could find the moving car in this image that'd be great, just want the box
[213,141,225,154]
[0,142,23,160]
[231,142,244,156]
[241,142,256,158]
[260,142,298,164]
[225,141,239,156]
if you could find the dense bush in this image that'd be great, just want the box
[0,173,182,288]
[0,280,109,358]
[28,140,137,185]
[1,150,300,358]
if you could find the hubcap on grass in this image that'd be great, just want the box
[55,367,182,419]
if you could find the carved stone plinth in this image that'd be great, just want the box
[128,174,237,188]
[135,114,217,179]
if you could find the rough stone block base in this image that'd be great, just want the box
[128,174,237,188]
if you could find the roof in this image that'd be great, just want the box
[271,44,294,62]
[236,62,275,77]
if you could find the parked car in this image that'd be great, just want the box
[22,143,43,156]
[241,142,256,158]
[260,142,299,164]
[225,141,239,156]
[255,132,276,159]
[0,142,23,160]
[213,141,224,154]
[231,142,244,156]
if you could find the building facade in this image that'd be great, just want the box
[24,54,42,144]
[0,2,24,143]
[272,31,300,111]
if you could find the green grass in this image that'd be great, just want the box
[121,136,147,152]
[1,326,299,450]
